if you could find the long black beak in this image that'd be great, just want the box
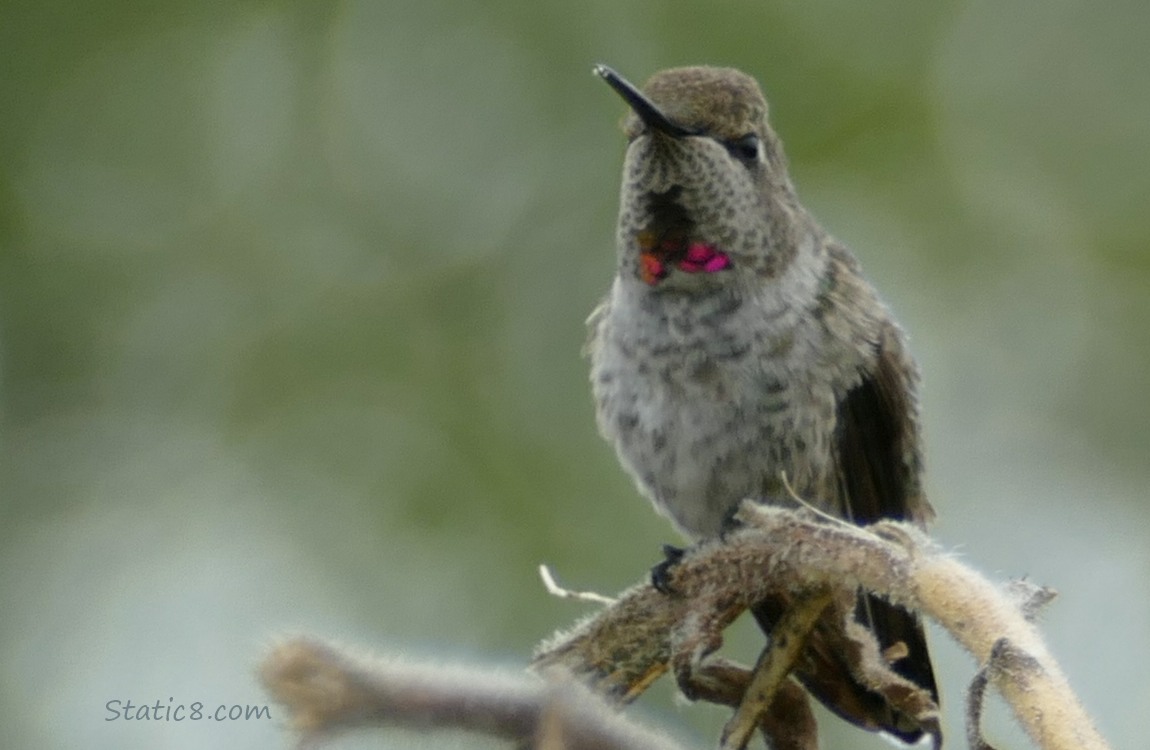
[593,64,696,138]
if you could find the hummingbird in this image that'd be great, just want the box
[586,64,939,744]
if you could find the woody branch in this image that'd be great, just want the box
[259,504,1111,750]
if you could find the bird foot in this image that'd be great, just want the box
[650,544,687,595]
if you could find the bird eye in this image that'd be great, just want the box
[724,133,762,163]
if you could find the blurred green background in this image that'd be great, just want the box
[2,1,1147,748]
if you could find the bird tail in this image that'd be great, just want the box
[751,593,939,746]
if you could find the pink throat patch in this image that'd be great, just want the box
[678,242,731,273]
[639,242,731,285]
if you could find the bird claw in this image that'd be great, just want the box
[718,508,748,541]
[651,544,687,594]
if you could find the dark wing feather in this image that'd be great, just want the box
[836,325,930,525]
[835,326,939,702]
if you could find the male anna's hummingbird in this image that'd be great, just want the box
[586,65,939,743]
